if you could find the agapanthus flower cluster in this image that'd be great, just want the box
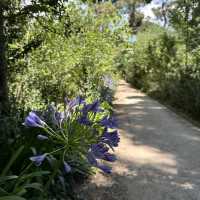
[23,96,120,174]
[87,118,120,173]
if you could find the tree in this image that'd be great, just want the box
[152,1,169,27]
[115,0,152,32]
[0,1,8,115]
[0,0,66,115]
[168,0,200,50]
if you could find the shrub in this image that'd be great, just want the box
[0,97,120,199]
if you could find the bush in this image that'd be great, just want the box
[0,97,120,199]
[122,22,200,120]
[0,2,124,199]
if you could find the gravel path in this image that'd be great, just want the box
[78,80,200,200]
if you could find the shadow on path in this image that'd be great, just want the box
[78,81,200,200]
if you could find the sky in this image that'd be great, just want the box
[22,0,164,24]
[23,0,163,19]
[139,0,164,21]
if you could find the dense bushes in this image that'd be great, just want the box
[123,22,200,120]
[9,3,121,111]
[0,2,125,199]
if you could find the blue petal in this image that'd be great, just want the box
[29,154,47,166]
[37,134,48,140]
[97,163,112,174]
[68,96,85,109]
[87,151,98,166]
[102,129,120,147]
[24,112,45,128]
[103,153,117,162]
[99,116,118,129]
[63,161,71,173]
[91,143,109,159]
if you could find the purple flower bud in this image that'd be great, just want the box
[99,116,118,129]
[82,100,102,114]
[102,129,120,147]
[87,151,98,166]
[68,96,85,109]
[63,161,71,173]
[77,115,92,126]
[23,112,45,128]
[29,154,47,166]
[103,152,117,162]
[97,163,112,174]
[87,148,114,174]
[54,111,65,125]
[37,134,48,140]
[91,143,109,159]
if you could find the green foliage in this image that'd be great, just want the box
[9,2,121,111]
[1,1,124,199]
[122,19,200,120]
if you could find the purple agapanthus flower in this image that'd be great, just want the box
[37,134,48,140]
[102,129,120,147]
[87,151,98,166]
[97,163,112,174]
[100,116,117,129]
[63,161,71,173]
[87,151,112,174]
[91,143,109,159]
[29,154,47,166]
[68,96,85,109]
[77,115,92,126]
[82,100,103,114]
[103,152,117,162]
[54,111,65,124]
[91,143,116,162]
[24,112,45,128]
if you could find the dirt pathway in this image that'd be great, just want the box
[79,80,200,200]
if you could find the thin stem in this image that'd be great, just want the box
[48,146,66,155]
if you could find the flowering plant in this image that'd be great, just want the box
[24,97,120,176]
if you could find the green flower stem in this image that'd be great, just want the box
[60,128,68,141]
[43,126,66,143]
[42,126,54,137]
[48,146,66,155]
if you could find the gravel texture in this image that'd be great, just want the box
[78,80,200,200]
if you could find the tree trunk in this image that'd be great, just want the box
[0,6,8,115]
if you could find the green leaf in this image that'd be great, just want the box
[0,187,9,196]
[0,196,26,200]
[24,183,43,192]
[15,188,27,196]
[1,146,24,176]
[0,176,18,183]
[20,171,50,180]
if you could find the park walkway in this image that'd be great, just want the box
[79,80,200,200]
